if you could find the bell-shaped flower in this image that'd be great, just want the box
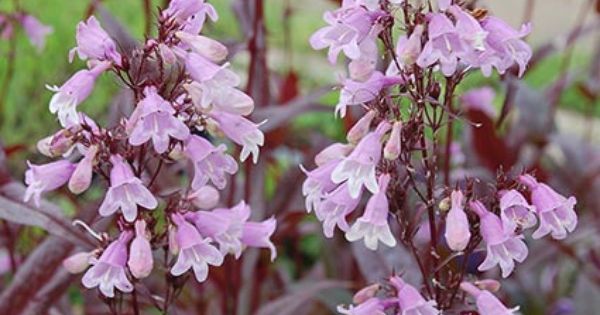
[99,155,158,222]
[128,87,190,154]
[337,297,386,315]
[390,276,440,315]
[63,250,95,274]
[386,25,423,76]
[417,13,466,76]
[24,159,76,207]
[332,121,391,198]
[347,33,379,81]
[448,6,488,54]
[181,50,224,82]
[170,213,223,282]
[444,190,471,251]
[336,71,402,118]
[470,201,528,278]
[347,110,376,144]
[481,17,532,77]
[314,143,353,166]
[69,16,121,66]
[301,159,341,213]
[163,0,217,29]
[82,231,134,298]
[241,216,278,261]
[460,282,520,315]
[36,127,78,158]
[128,220,153,279]
[176,31,228,62]
[184,135,238,190]
[68,145,98,194]
[519,175,577,240]
[187,185,220,209]
[499,189,537,231]
[18,14,52,52]
[47,61,111,127]
[346,174,396,250]
[209,111,264,163]
[316,182,362,238]
[383,120,402,160]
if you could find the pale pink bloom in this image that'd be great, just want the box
[188,185,220,209]
[499,189,537,231]
[386,25,424,75]
[481,17,532,77]
[444,190,471,251]
[183,135,238,190]
[417,13,466,76]
[449,5,488,53]
[24,160,76,207]
[128,220,153,279]
[383,121,402,160]
[519,175,577,240]
[337,297,385,315]
[461,282,520,315]
[47,61,111,127]
[19,14,52,52]
[470,201,528,278]
[347,110,376,144]
[347,34,379,81]
[37,127,78,158]
[316,182,362,238]
[332,121,391,198]
[301,159,341,213]
[390,276,440,315]
[128,87,190,154]
[336,71,402,117]
[352,283,380,304]
[210,111,264,163]
[68,145,98,194]
[163,0,218,29]
[314,143,352,166]
[170,213,223,282]
[241,216,278,261]
[99,155,158,222]
[159,43,177,64]
[181,50,223,82]
[69,16,121,66]
[82,232,134,297]
[63,251,95,274]
[176,31,227,62]
[474,279,501,292]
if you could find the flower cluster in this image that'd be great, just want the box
[0,11,52,51]
[24,0,275,299]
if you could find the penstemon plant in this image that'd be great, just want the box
[305,0,578,314]
[22,0,275,311]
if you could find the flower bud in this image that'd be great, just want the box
[347,111,376,144]
[69,145,98,194]
[475,279,501,292]
[159,43,177,65]
[188,185,219,209]
[63,251,94,274]
[352,283,380,304]
[314,143,353,166]
[128,220,153,279]
[176,31,228,62]
[383,121,402,160]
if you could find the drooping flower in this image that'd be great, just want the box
[170,213,223,282]
[316,182,362,238]
[519,174,577,240]
[183,135,238,190]
[470,200,528,278]
[68,145,98,194]
[417,13,466,76]
[209,111,264,163]
[163,0,218,29]
[386,25,424,75]
[63,251,95,274]
[444,190,471,251]
[37,127,78,158]
[128,87,190,154]
[346,174,396,250]
[383,121,402,160]
[241,216,278,261]
[187,185,220,209]
[499,189,537,231]
[336,71,402,118]
[98,155,158,222]
[24,159,76,207]
[332,121,391,198]
[47,61,111,127]
[337,297,386,315]
[448,5,488,54]
[69,16,121,66]
[348,36,379,81]
[481,17,532,77]
[347,110,377,144]
[180,50,223,82]
[314,143,353,166]
[82,231,134,298]
[18,14,52,52]
[301,159,341,213]
[460,282,520,315]
[390,276,440,315]
[176,31,228,62]
[128,220,153,279]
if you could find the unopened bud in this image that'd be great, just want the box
[314,143,353,166]
[63,251,95,274]
[347,111,376,144]
[352,283,380,304]
[383,121,402,160]
[128,220,154,279]
[176,32,228,62]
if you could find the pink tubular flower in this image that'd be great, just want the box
[128,220,153,279]
[519,175,577,240]
[176,31,228,62]
[316,182,362,238]
[301,159,341,213]
[348,36,378,81]
[82,231,134,298]
[417,13,466,76]
[187,185,220,209]
[337,297,385,315]
[181,50,224,82]
[448,5,488,54]
[128,87,190,154]
[391,276,440,315]
[24,160,76,207]
[352,283,380,304]
[347,110,376,144]
[63,251,95,274]
[460,282,520,315]
[383,120,402,160]
[470,201,528,278]
[309,5,384,64]
[332,121,391,198]
[47,61,111,127]
[481,17,532,77]
[336,71,402,118]
[184,135,238,190]
[210,111,264,163]
[386,25,424,75]
[314,143,353,166]
[68,145,98,194]
[241,216,278,261]
[170,213,223,282]
[444,190,471,252]
[18,14,52,52]
[345,174,397,250]
[163,0,217,27]
[98,155,158,222]
[499,189,537,231]
[69,16,121,66]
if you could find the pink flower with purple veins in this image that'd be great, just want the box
[345,174,397,250]
[499,189,537,231]
[460,282,520,315]
[337,297,386,315]
[316,182,362,238]
[481,16,532,77]
[417,13,466,76]
[444,190,471,252]
[69,16,122,66]
[170,213,223,282]
[332,121,391,198]
[18,14,52,52]
[241,216,277,261]
[98,155,158,222]
[301,159,341,213]
[210,111,264,164]
[82,231,134,298]
[390,276,440,315]
[336,71,402,118]
[183,135,238,190]
[470,201,528,278]
[128,87,190,154]
[24,159,76,207]
[519,175,577,240]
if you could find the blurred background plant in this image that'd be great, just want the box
[0,0,599,314]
